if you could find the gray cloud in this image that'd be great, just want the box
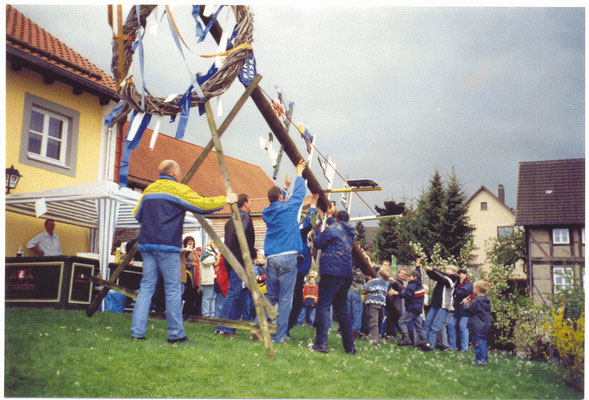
[12,5,584,219]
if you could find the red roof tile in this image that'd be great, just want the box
[125,122,277,215]
[515,159,585,226]
[6,5,118,93]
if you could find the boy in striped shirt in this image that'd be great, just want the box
[364,267,394,344]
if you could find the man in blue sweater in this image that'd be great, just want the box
[262,160,307,344]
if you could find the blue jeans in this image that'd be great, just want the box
[131,252,185,340]
[423,306,448,349]
[265,253,298,343]
[214,292,225,318]
[472,334,488,364]
[201,285,216,317]
[448,314,469,351]
[314,275,355,353]
[216,266,249,334]
[346,292,363,333]
[297,306,316,325]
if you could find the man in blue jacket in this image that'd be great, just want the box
[262,160,307,344]
[448,269,473,351]
[131,160,236,343]
[312,209,356,355]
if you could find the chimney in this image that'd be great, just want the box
[498,184,505,204]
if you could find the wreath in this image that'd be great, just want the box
[111,5,254,118]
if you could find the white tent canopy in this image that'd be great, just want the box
[6,180,203,278]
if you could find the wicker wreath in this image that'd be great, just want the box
[111,5,254,117]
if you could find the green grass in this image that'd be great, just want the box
[4,308,582,399]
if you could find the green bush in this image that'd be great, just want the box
[513,307,550,361]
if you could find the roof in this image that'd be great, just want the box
[515,158,585,226]
[125,123,277,215]
[6,5,118,100]
[466,186,514,214]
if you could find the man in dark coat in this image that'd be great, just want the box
[215,194,256,336]
[311,209,356,355]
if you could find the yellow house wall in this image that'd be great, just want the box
[6,65,104,257]
[466,190,517,273]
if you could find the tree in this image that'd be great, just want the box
[440,169,472,259]
[375,210,418,264]
[486,230,526,269]
[415,169,445,258]
[355,221,366,249]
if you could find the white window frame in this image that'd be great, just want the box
[497,226,514,238]
[27,106,69,167]
[19,93,80,177]
[553,266,574,293]
[552,228,570,245]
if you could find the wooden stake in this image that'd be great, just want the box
[86,243,138,316]
[202,100,275,359]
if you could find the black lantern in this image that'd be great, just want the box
[6,165,22,194]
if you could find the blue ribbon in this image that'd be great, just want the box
[134,5,146,111]
[239,52,257,86]
[194,5,225,43]
[119,111,151,188]
[176,85,193,140]
[104,100,125,127]
[196,63,219,116]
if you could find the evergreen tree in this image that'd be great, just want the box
[375,210,418,264]
[440,169,472,258]
[355,221,366,249]
[415,169,445,258]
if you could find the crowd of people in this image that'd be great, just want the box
[126,159,491,365]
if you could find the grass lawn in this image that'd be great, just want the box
[4,307,582,399]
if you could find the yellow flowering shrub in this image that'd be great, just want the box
[543,307,584,390]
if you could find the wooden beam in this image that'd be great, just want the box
[90,276,137,300]
[201,101,276,359]
[86,243,138,316]
[324,187,382,193]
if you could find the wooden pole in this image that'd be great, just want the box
[191,212,277,318]
[202,100,275,359]
[86,243,138,316]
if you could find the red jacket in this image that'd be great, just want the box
[214,255,229,297]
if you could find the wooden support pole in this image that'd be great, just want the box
[182,74,263,185]
[183,316,277,334]
[202,101,275,359]
[191,212,277,318]
[90,276,138,300]
[202,100,275,360]
[86,243,138,316]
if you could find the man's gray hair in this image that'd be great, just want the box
[158,160,180,176]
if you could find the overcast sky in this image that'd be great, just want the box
[10,4,585,221]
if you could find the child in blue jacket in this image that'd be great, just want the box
[463,280,492,365]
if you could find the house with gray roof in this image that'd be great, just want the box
[515,158,585,305]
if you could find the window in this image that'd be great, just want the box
[552,228,570,245]
[553,267,574,293]
[497,226,514,238]
[28,107,69,165]
[19,93,80,177]
[480,202,488,211]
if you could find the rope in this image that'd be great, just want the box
[258,86,420,262]
[111,5,254,118]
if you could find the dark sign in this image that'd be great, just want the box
[6,262,63,301]
[69,263,95,304]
